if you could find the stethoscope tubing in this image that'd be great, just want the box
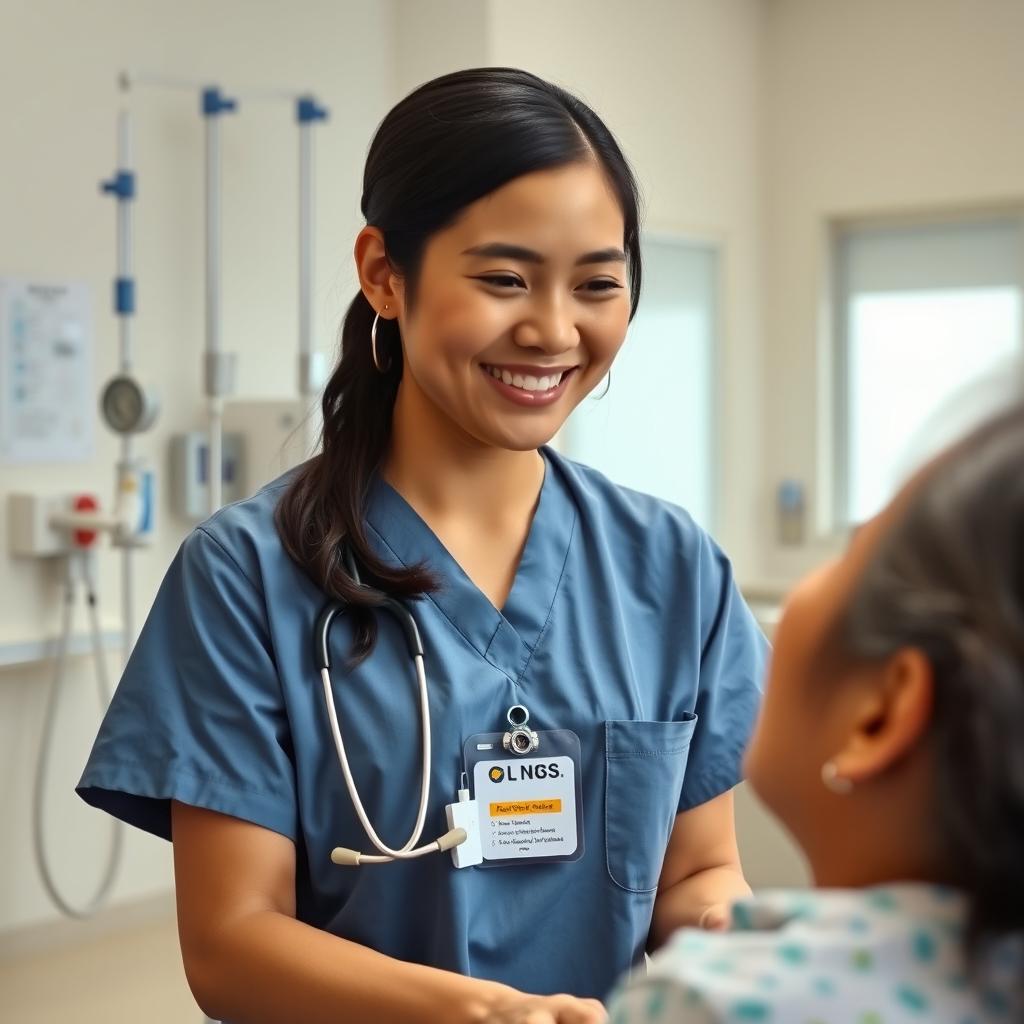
[318,655,433,860]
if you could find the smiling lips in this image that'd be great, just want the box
[480,363,578,406]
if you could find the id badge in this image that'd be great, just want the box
[463,705,585,867]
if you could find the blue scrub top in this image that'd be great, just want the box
[78,448,766,1001]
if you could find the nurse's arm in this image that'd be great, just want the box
[171,801,522,1024]
[647,789,751,951]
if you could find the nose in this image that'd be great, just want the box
[512,293,580,355]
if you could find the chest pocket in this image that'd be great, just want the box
[604,716,698,893]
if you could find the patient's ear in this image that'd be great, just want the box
[829,648,934,784]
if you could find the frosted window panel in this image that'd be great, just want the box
[564,239,717,530]
[836,217,1024,526]
[847,287,1022,523]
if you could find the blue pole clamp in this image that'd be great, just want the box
[100,171,135,199]
[202,86,238,117]
[115,278,135,315]
[297,96,328,123]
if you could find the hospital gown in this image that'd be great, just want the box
[608,884,1023,1023]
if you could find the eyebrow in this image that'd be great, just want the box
[461,243,627,267]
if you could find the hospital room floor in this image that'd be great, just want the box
[0,914,200,1023]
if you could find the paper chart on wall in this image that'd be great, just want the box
[0,277,94,463]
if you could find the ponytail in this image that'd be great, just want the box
[275,290,434,659]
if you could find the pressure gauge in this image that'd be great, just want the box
[100,375,159,434]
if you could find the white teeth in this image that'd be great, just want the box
[486,366,565,392]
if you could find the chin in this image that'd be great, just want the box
[473,417,565,453]
[484,431,557,453]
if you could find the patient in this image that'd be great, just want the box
[609,406,1024,1022]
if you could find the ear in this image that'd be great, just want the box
[830,648,934,785]
[354,227,404,318]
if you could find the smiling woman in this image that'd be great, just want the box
[365,162,632,470]
[77,68,767,1024]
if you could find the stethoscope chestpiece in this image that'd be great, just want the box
[502,704,539,756]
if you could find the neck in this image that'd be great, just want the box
[801,767,952,890]
[383,373,545,525]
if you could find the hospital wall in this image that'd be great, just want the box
[760,0,1024,582]
[0,0,398,944]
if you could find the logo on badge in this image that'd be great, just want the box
[488,767,505,783]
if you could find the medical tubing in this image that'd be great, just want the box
[319,654,432,858]
[32,561,125,918]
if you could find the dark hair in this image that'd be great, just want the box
[276,68,643,656]
[835,404,1024,956]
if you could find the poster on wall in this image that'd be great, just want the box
[0,277,94,463]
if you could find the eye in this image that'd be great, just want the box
[580,279,624,294]
[475,274,526,290]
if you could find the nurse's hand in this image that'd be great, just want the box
[476,992,607,1023]
[697,902,731,931]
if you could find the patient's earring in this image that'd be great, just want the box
[371,304,390,372]
[821,760,854,795]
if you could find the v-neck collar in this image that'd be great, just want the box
[363,448,576,684]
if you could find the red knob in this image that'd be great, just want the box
[73,494,99,548]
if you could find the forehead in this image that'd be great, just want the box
[440,162,625,250]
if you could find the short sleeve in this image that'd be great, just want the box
[678,531,768,812]
[77,526,297,842]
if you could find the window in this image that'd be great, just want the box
[834,216,1024,526]
[562,236,718,530]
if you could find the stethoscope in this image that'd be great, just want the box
[314,548,467,867]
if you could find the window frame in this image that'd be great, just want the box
[555,227,725,534]
[826,204,1024,533]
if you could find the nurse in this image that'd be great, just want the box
[79,67,766,1024]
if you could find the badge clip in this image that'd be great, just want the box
[502,704,539,756]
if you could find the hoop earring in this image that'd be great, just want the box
[371,304,390,372]
[821,761,854,795]
[596,370,612,399]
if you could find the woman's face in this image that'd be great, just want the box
[388,161,632,452]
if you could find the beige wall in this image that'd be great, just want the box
[0,0,396,938]
[760,0,1024,582]
[393,0,490,97]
